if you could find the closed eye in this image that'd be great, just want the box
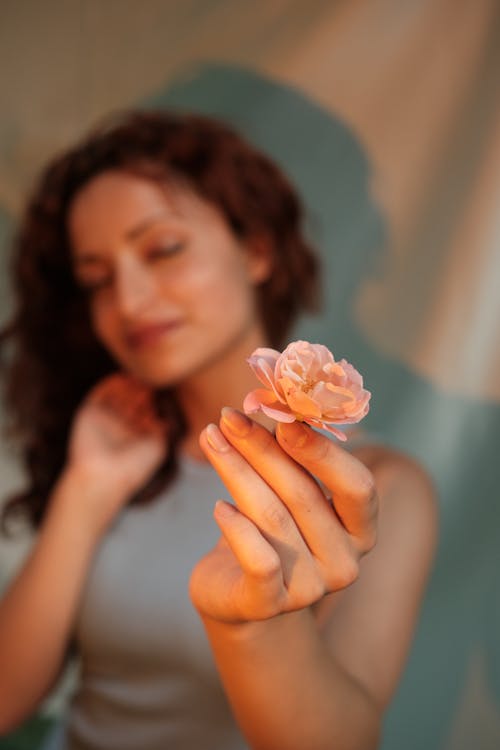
[74,240,185,293]
[147,241,185,261]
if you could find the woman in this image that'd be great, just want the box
[0,110,437,749]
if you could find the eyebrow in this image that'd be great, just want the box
[73,211,180,266]
[126,212,178,240]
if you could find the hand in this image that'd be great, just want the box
[190,408,378,623]
[63,373,168,533]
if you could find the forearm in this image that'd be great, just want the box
[203,607,381,750]
[0,471,109,733]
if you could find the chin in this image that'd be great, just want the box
[117,334,239,389]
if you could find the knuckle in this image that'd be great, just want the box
[260,501,291,533]
[308,577,327,603]
[326,551,359,590]
[357,467,377,499]
[360,525,378,554]
[250,552,282,581]
[285,578,325,611]
[348,470,377,509]
[338,556,360,588]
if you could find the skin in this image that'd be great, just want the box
[0,171,438,749]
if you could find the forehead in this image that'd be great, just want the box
[67,170,217,254]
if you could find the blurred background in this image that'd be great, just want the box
[1,1,499,748]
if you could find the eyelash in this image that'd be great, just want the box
[147,241,184,261]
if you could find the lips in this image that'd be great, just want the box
[125,320,182,348]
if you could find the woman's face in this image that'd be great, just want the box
[68,170,271,387]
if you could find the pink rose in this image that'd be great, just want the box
[243,340,371,441]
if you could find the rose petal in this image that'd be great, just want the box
[247,351,286,402]
[324,361,346,379]
[285,389,323,418]
[246,355,275,387]
[279,362,305,383]
[312,382,354,412]
[342,392,371,418]
[305,418,347,441]
[243,388,280,414]
[277,375,301,396]
[261,404,297,422]
[249,347,281,364]
[337,359,364,388]
[244,340,370,431]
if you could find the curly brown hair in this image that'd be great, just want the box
[0,109,320,530]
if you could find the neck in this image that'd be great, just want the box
[175,326,274,460]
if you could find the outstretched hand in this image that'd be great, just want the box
[190,408,378,623]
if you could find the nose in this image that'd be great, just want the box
[115,252,156,319]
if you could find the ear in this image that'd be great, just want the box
[245,234,274,285]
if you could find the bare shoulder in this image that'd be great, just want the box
[353,441,439,548]
[316,441,439,710]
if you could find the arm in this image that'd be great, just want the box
[202,609,381,750]
[0,471,118,734]
[191,412,437,750]
[316,446,438,710]
[0,373,167,735]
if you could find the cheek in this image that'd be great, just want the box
[180,253,254,313]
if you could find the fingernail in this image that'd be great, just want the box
[221,406,252,437]
[277,420,309,448]
[205,423,231,453]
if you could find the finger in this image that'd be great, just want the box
[213,502,325,612]
[92,376,165,434]
[213,501,284,587]
[202,423,359,596]
[200,425,306,558]
[125,394,166,434]
[91,373,145,405]
[218,409,350,563]
[276,421,378,552]
[192,502,285,621]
